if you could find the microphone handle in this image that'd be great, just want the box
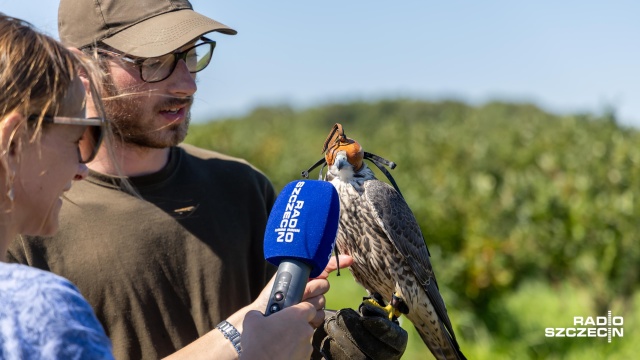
[264,259,311,315]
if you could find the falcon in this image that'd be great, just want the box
[302,123,466,360]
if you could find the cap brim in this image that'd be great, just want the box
[102,9,236,57]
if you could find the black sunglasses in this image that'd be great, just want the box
[98,37,216,83]
[28,115,105,164]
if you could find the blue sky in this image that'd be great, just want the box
[2,1,638,126]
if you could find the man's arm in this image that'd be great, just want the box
[164,255,353,360]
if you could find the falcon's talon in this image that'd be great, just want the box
[391,293,410,315]
[362,298,385,310]
[371,293,386,307]
[362,296,404,322]
[389,306,402,321]
[362,298,402,321]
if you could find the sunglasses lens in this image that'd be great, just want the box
[188,42,213,72]
[141,55,174,83]
[140,41,214,83]
[78,125,103,163]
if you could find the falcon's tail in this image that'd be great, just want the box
[415,322,467,360]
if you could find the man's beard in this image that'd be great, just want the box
[103,85,192,149]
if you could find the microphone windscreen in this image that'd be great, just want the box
[264,180,340,278]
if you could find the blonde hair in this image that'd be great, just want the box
[0,13,138,197]
[0,13,106,129]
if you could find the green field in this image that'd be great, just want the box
[186,99,638,359]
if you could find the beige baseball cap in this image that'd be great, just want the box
[59,0,236,57]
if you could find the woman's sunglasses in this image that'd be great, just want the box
[27,115,105,164]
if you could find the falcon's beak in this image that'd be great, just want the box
[336,155,350,171]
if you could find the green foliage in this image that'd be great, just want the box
[186,99,639,358]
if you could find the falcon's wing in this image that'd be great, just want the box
[363,180,458,342]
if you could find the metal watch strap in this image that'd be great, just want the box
[216,320,242,355]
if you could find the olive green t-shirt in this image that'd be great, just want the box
[8,144,277,360]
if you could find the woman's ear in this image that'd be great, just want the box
[0,112,25,159]
[0,113,23,210]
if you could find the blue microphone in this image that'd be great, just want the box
[263,180,340,315]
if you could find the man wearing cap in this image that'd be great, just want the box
[6,0,334,359]
[9,1,407,359]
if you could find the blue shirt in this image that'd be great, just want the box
[0,262,114,360]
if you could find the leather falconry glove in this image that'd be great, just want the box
[311,301,408,360]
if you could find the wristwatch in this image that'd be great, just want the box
[216,320,242,355]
